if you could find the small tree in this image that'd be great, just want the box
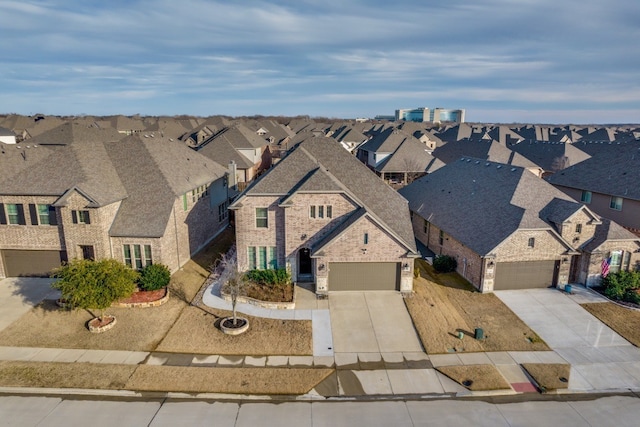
[138,263,171,291]
[433,255,457,273]
[52,258,138,322]
[219,248,246,327]
[601,270,640,301]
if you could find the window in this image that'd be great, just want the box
[310,205,332,219]
[123,244,152,269]
[5,203,25,225]
[182,194,188,211]
[609,250,622,274]
[580,190,592,204]
[623,251,631,271]
[247,246,277,269]
[575,223,582,233]
[218,200,229,222]
[610,196,623,211]
[423,219,429,234]
[528,237,535,248]
[80,245,95,260]
[255,208,268,228]
[72,210,90,224]
[439,230,444,245]
[364,233,369,245]
[38,205,51,225]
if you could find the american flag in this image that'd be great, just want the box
[601,257,611,278]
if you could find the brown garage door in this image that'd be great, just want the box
[1,250,67,277]
[494,260,558,290]
[329,262,399,291]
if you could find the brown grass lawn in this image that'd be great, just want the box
[521,363,570,392]
[406,260,549,354]
[436,364,510,391]
[155,305,313,355]
[127,365,332,395]
[581,302,640,347]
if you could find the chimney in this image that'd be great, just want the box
[228,160,237,189]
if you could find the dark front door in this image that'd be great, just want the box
[298,248,312,277]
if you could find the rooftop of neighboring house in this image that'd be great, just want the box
[506,140,591,173]
[233,136,417,253]
[358,127,418,154]
[376,136,445,174]
[548,147,640,201]
[399,158,588,256]
[432,138,539,170]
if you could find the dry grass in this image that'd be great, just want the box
[126,365,333,395]
[436,364,510,391]
[580,302,640,347]
[521,363,570,392]
[406,260,549,354]
[0,361,136,389]
[0,298,186,351]
[155,305,313,355]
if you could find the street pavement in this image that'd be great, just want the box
[1,394,639,426]
[496,287,640,392]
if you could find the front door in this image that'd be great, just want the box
[298,248,312,280]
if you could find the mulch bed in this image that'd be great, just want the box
[117,288,167,304]
[244,282,293,303]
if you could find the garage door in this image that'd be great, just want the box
[1,250,67,277]
[329,262,399,291]
[494,260,558,290]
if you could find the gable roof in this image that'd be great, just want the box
[548,147,640,201]
[232,137,417,253]
[432,139,539,169]
[377,136,445,173]
[582,218,640,253]
[507,140,591,172]
[399,158,580,256]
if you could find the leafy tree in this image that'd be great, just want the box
[433,255,458,273]
[601,270,640,301]
[52,258,138,322]
[138,263,171,291]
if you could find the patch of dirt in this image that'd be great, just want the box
[155,305,313,355]
[581,302,640,347]
[117,288,167,304]
[436,364,510,391]
[405,260,550,354]
[0,361,135,389]
[126,365,333,395]
[521,363,570,392]
[244,282,293,303]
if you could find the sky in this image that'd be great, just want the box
[1,0,639,124]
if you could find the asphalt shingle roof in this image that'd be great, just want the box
[399,158,580,256]
[237,137,417,253]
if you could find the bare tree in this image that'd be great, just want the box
[218,247,246,327]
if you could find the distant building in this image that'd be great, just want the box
[395,107,465,124]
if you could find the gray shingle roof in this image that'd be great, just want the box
[432,139,539,169]
[399,158,579,256]
[234,137,417,253]
[548,148,640,201]
[507,140,591,172]
[377,137,445,173]
[197,133,255,169]
[582,218,640,252]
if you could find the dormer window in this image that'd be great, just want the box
[528,237,535,248]
[575,223,582,233]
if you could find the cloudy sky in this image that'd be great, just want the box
[1,0,639,123]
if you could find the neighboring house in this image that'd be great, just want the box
[506,140,591,177]
[0,127,16,144]
[548,148,640,233]
[230,137,419,294]
[399,158,640,292]
[0,124,230,278]
[197,124,272,187]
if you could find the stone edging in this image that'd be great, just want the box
[88,315,117,333]
[112,288,170,308]
[221,284,296,310]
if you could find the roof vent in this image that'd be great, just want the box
[496,165,502,169]
[485,163,490,166]
[474,160,480,164]
[511,168,517,171]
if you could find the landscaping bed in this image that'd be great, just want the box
[406,260,549,354]
[521,363,570,392]
[244,282,294,303]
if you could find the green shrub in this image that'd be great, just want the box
[433,255,457,273]
[52,258,138,320]
[414,267,420,278]
[245,268,291,286]
[138,263,171,291]
[602,271,640,300]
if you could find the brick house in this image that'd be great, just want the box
[399,157,640,292]
[229,137,419,294]
[0,123,229,278]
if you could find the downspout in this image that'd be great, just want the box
[173,204,181,269]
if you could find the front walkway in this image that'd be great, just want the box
[495,286,640,392]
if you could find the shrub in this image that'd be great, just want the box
[52,258,138,320]
[433,255,457,273]
[138,263,171,291]
[245,268,291,286]
[602,271,640,300]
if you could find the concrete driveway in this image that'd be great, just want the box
[328,292,423,354]
[0,277,58,332]
[495,287,640,392]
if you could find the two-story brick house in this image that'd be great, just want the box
[0,123,229,278]
[399,157,640,292]
[229,137,419,294]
